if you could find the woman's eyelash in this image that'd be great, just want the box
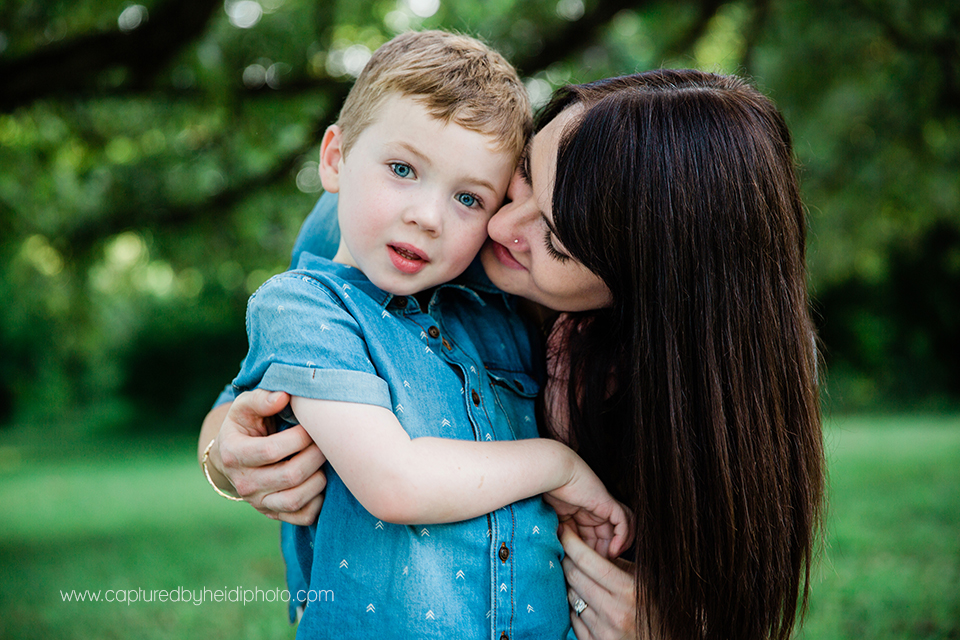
[518,155,531,184]
[543,226,570,262]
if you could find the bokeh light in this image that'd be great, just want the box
[296,161,323,193]
[524,77,552,109]
[326,44,373,78]
[225,0,263,29]
[118,5,149,32]
[556,0,584,21]
[404,0,441,19]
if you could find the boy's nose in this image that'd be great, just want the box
[403,194,443,235]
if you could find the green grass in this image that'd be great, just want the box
[800,415,960,639]
[0,430,295,640]
[0,415,958,639]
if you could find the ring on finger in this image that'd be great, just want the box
[573,597,588,617]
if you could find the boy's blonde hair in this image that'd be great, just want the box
[336,30,531,161]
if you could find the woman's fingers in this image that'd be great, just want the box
[261,467,327,514]
[276,493,324,526]
[219,398,325,508]
[562,526,634,593]
[234,441,326,507]
[289,437,328,475]
[562,527,638,640]
[566,571,635,640]
[229,389,289,435]
[570,609,597,640]
[222,391,301,467]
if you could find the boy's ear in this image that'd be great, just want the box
[318,125,344,193]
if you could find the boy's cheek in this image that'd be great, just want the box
[446,222,490,268]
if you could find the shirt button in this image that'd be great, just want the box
[500,633,509,640]
[499,542,509,562]
[428,326,440,338]
[471,390,480,406]
[394,297,407,308]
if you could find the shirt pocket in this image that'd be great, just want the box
[485,369,540,440]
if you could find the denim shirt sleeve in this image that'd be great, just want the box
[290,192,340,268]
[232,272,391,411]
[211,192,341,408]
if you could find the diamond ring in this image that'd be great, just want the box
[573,597,588,616]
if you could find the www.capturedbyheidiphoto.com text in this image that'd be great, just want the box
[60,586,333,606]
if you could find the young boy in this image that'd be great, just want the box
[231,31,629,639]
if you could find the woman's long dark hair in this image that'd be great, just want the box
[542,70,825,640]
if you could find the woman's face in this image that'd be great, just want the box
[480,106,613,312]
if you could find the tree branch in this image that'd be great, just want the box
[0,0,221,112]
[56,103,344,250]
[513,0,659,76]
[850,0,959,114]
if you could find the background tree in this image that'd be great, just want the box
[0,0,957,433]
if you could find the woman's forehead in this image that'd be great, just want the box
[529,105,584,212]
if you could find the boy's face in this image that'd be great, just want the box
[319,94,515,296]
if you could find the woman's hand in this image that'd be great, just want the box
[543,458,634,559]
[203,389,327,524]
[561,525,641,640]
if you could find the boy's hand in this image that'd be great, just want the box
[543,460,634,559]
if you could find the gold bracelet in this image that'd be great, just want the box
[202,438,244,502]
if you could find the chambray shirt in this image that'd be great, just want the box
[213,194,341,623]
[230,205,569,639]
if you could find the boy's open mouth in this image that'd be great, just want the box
[393,246,422,261]
[388,244,429,274]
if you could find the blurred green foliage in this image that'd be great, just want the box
[0,0,958,431]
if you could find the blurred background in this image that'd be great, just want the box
[0,0,957,638]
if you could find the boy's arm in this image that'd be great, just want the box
[290,395,631,556]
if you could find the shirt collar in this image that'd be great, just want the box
[293,253,514,311]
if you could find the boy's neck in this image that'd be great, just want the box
[333,238,435,310]
[332,240,359,270]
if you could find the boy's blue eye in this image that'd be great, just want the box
[457,193,478,208]
[390,163,412,178]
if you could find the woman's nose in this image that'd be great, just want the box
[488,171,536,245]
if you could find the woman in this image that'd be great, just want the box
[199,69,825,640]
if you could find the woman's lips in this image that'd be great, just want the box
[489,240,525,270]
[389,243,428,274]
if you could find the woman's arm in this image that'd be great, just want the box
[290,395,632,557]
[198,390,327,524]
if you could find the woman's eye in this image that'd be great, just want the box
[517,154,531,185]
[389,162,413,178]
[456,192,480,208]
[543,226,570,262]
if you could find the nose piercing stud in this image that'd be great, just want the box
[513,239,519,244]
